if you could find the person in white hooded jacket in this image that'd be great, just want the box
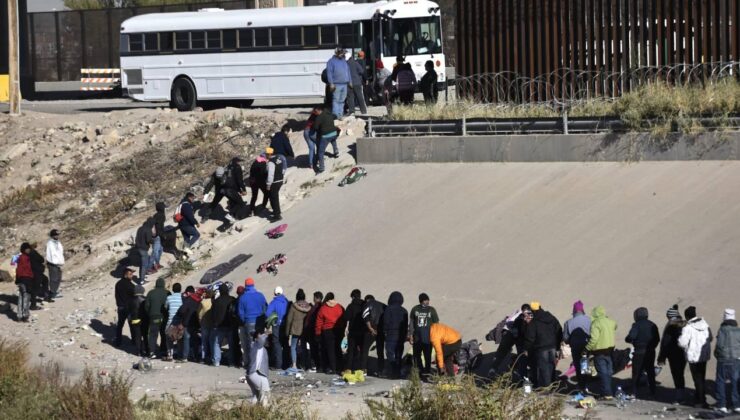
[678,306,713,408]
[45,229,65,299]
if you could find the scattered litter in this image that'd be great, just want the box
[265,224,288,239]
[133,358,152,372]
[238,376,247,383]
[338,166,367,187]
[80,343,89,350]
[257,253,287,276]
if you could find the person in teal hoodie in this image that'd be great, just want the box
[266,286,289,369]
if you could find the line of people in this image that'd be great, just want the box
[13,230,65,322]
[488,300,740,413]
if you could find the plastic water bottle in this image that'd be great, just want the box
[579,355,589,375]
[615,386,626,409]
[523,377,532,394]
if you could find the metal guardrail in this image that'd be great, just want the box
[366,116,740,137]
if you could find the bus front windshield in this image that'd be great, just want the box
[383,16,442,57]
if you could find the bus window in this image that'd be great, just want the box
[160,32,173,52]
[304,26,319,47]
[320,25,336,46]
[255,28,269,47]
[338,24,353,48]
[223,29,237,50]
[287,27,301,46]
[271,27,286,47]
[385,17,442,57]
[129,33,143,52]
[238,29,253,49]
[175,32,189,50]
[191,31,206,49]
[207,31,221,49]
[144,33,158,51]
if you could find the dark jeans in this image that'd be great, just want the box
[715,359,740,409]
[689,361,707,405]
[344,332,364,371]
[534,348,557,388]
[491,332,515,374]
[115,306,129,346]
[249,184,268,213]
[385,338,404,377]
[667,353,687,390]
[130,322,143,356]
[148,319,163,357]
[47,263,62,296]
[442,340,462,376]
[347,83,368,114]
[320,330,338,372]
[594,354,614,397]
[138,249,150,284]
[179,224,200,246]
[571,345,587,390]
[271,326,283,369]
[361,331,385,375]
[413,341,432,374]
[314,132,338,173]
[631,350,656,396]
[209,188,245,218]
[268,183,282,218]
[308,333,322,371]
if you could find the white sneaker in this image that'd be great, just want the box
[734,407,740,413]
[715,407,730,414]
[225,214,236,223]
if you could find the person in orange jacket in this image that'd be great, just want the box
[430,322,462,376]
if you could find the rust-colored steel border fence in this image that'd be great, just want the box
[456,0,740,103]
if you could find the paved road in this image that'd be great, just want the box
[0,97,389,116]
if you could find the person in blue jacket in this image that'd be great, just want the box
[269,124,295,172]
[325,47,351,118]
[266,286,290,369]
[178,192,200,250]
[237,277,267,371]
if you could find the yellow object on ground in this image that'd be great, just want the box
[342,370,366,384]
[578,396,596,408]
[436,383,462,392]
[0,75,9,102]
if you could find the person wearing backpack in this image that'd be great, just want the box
[625,307,660,398]
[203,157,247,223]
[714,308,740,414]
[177,193,200,250]
[563,300,591,392]
[408,293,439,376]
[396,63,417,105]
[678,306,713,408]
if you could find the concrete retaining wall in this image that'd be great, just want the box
[356,132,740,163]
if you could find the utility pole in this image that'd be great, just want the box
[8,0,21,115]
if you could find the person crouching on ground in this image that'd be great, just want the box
[430,322,462,376]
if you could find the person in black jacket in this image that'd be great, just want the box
[247,155,269,217]
[383,291,408,379]
[28,243,47,307]
[211,284,237,367]
[419,60,438,104]
[362,295,386,376]
[343,289,365,372]
[178,193,200,249]
[150,202,166,272]
[269,125,295,172]
[128,284,147,356]
[172,285,201,361]
[135,219,154,284]
[204,158,248,223]
[626,307,660,397]
[523,301,563,388]
[657,305,687,403]
[114,268,136,347]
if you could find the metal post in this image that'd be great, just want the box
[562,109,569,135]
[8,0,21,115]
[367,117,373,138]
[462,115,467,136]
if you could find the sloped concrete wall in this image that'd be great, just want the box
[357,132,740,163]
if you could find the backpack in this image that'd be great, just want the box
[456,339,483,374]
[173,203,184,223]
[486,318,508,344]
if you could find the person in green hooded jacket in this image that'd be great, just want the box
[586,306,617,399]
[144,278,170,358]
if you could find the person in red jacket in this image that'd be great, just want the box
[15,243,34,322]
[315,292,345,374]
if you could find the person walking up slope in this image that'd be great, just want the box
[714,308,740,414]
[625,307,660,398]
[586,306,617,399]
[563,300,590,392]
[678,306,713,408]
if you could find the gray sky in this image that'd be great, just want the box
[27,0,67,12]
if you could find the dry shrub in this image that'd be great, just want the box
[135,392,316,420]
[353,371,563,420]
[0,338,134,420]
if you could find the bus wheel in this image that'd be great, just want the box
[170,77,197,111]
